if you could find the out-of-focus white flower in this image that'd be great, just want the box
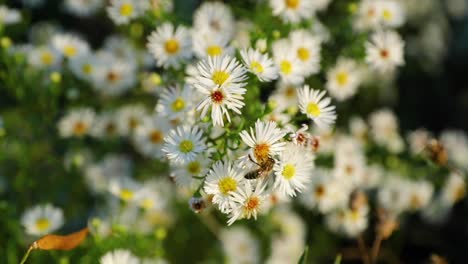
[220,227,260,264]
[440,130,468,171]
[163,125,207,165]
[407,128,431,155]
[369,108,404,153]
[365,30,405,73]
[240,48,278,82]
[116,104,148,136]
[100,249,140,264]
[289,29,321,76]
[193,2,235,40]
[52,33,90,59]
[441,172,466,206]
[64,0,104,17]
[0,5,21,25]
[58,107,95,138]
[107,0,149,25]
[21,204,64,236]
[27,46,62,70]
[133,114,172,159]
[269,0,316,23]
[192,31,233,59]
[326,58,361,101]
[109,176,142,203]
[91,112,119,139]
[272,39,305,85]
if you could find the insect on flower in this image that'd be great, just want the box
[244,154,275,180]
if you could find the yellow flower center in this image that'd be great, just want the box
[120,3,134,17]
[179,140,194,153]
[73,121,88,136]
[382,9,393,21]
[35,218,51,232]
[82,64,93,74]
[245,196,260,211]
[150,73,162,85]
[187,161,201,175]
[250,61,264,73]
[149,130,163,144]
[218,177,237,195]
[63,45,77,57]
[336,71,349,86]
[254,143,270,163]
[141,198,154,210]
[410,195,421,209]
[315,185,325,198]
[206,45,223,57]
[285,0,300,9]
[212,70,230,85]
[120,188,134,201]
[306,102,321,117]
[164,38,180,54]
[280,60,292,75]
[297,47,310,61]
[282,164,296,179]
[171,97,186,112]
[40,51,54,65]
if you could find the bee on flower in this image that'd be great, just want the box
[227,179,268,225]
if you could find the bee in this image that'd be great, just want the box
[244,154,275,180]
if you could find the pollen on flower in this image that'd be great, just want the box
[179,140,194,153]
[282,164,296,179]
[164,39,180,54]
[212,70,230,85]
[40,52,54,65]
[119,3,134,17]
[336,72,349,86]
[245,196,260,211]
[82,64,93,74]
[35,218,51,231]
[315,185,326,198]
[107,71,121,83]
[211,90,225,104]
[254,143,270,162]
[280,60,292,75]
[285,0,300,9]
[206,45,223,57]
[63,45,77,57]
[380,49,389,59]
[187,161,201,174]
[250,61,264,73]
[306,102,321,117]
[73,121,88,136]
[218,177,237,195]
[149,130,163,144]
[382,9,393,21]
[297,47,310,61]
[120,188,134,201]
[171,97,186,112]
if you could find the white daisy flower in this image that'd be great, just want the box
[0,5,21,25]
[220,227,260,264]
[239,120,287,164]
[91,54,137,97]
[273,143,314,197]
[107,0,149,25]
[378,0,405,28]
[103,36,138,64]
[365,30,405,73]
[297,85,336,129]
[441,172,466,205]
[27,46,62,70]
[407,180,434,211]
[269,0,316,24]
[69,53,97,82]
[21,204,64,236]
[204,160,245,214]
[272,39,305,85]
[193,2,235,40]
[269,82,300,113]
[326,58,361,101]
[58,107,95,138]
[192,31,233,58]
[369,108,404,153]
[289,29,321,76]
[163,125,207,165]
[240,48,278,82]
[147,23,192,69]
[156,85,195,121]
[116,104,148,136]
[64,0,104,17]
[171,154,211,188]
[227,179,268,225]
[109,176,142,203]
[354,0,381,31]
[100,249,140,264]
[193,55,247,127]
[133,114,171,159]
[52,33,90,59]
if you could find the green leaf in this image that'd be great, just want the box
[334,254,342,264]
[297,246,309,264]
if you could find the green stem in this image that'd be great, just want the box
[19,246,34,264]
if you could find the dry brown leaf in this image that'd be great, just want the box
[33,227,89,250]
